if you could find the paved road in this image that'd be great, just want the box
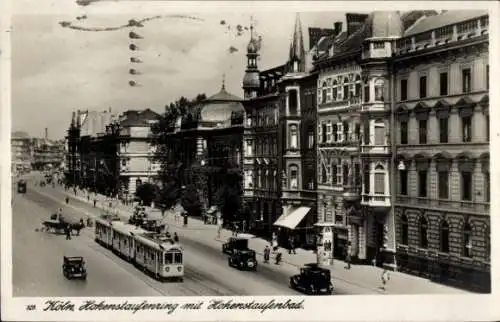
[13,176,299,296]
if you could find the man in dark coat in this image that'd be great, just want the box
[65,225,72,240]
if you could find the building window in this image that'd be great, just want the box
[331,165,337,185]
[439,72,448,96]
[461,170,472,201]
[328,123,334,142]
[289,124,298,149]
[463,222,472,258]
[418,170,428,197]
[419,217,428,249]
[462,116,472,142]
[343,121,349,142]
[336,160,342,184]
[308,130,314,149]
[374,164,385,195]
[363,85,369,102]
[355,75,361,97]
[438,171,449,199]
[322,123,327,143]
[246,115,252,127]
[374,79,385,101]
[440,221,450,253]
[246,140,252,156]
[343,164,349,185]
[374,122,385,145]
[418,120,427,144]
[332,80,338,100]
[439,118,449,143]
[462,68,471,93]
[288,89,298,115]
[321,165,327,184]
[486,65,489,90]
[399,169,408,195]
[343,78,350,100]
[400,79,408,101]
[354,123,361,142]
[321,82,328,104]
[419,76,427,98]
[354,163,361,185]
[289,165,298,189]
[401,215,408,245]
[363,163,370,193]
[400,121,408,144]
[485,171,490,202]
[332,123,337,142]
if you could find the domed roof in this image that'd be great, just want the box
[370,11,403,38]
[198,87,244,123]
[243,71,260,88]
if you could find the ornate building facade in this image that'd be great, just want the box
[243,15,323,245]
[391,10,490,291]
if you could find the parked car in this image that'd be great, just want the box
[228,249,258,271]
[62,256,87,280]
[289,263,333,295]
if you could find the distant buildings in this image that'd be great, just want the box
[11,131,64,173]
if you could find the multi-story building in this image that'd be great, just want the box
[31,138,65,170]
[242,15,327,246]
[314,15,365,261]
[11,131,32,173]
[389,10,490,291]
[117,109,161,198]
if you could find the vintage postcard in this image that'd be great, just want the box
[1,0,499,321]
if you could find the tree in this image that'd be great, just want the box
[154,180,180,210]
[213,172,242,224]
[135,182,158,206]
[180,184,202,216]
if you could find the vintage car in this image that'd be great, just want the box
[222,236,250,255]
[62,256,87,280]
[228,249,258,271]
[289,263,333,295]
[17,180,27,193]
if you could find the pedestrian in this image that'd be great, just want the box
[288,236,296,255]
[65,196,69,204]
[173,232,179,243]
[380,269,390,291]
[65,225,72,240]
[217,224,222,239]
[183,213,188,227]
[93,198,97,208]
[345,252,351,269]
[275,251,282,265]
[263,245,270,263]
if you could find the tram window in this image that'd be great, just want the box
[174,252,183,264]
[165,253,173,264]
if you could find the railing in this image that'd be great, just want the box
[396,196,489,215]
[361,194,391,207]
[361,145,390,154]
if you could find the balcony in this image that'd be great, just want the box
[361,102,388,113]
[342,185,361,202]
[361,145,390,155]
[361,194,391,208]
[395,196,489,215]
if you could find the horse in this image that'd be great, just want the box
[68,220,85,236]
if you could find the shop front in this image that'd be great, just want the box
[273,205,312,248]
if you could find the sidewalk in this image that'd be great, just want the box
[60,187,469,295]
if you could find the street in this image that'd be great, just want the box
[13,174,304,297]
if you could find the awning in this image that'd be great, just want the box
[273,206,311,230]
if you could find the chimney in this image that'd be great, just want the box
[334,22,343,36]
[346,13,369,36]
[45,128,48,140]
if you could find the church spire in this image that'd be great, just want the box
[288,13,306,73]
[242,16,260,100]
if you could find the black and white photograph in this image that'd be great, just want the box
[2,0,499,321]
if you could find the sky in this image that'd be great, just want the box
[11,1,349,140]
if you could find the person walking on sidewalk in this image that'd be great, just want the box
[288,236,296,255]
[65,196,69,205]
[263,245,270,264]
[93,197,97,208]
[344,252,351,269]
[380,269,390,291]
[173,232,179,243]
[275,250,282,265]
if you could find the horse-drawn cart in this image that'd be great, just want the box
[42,219,67,234]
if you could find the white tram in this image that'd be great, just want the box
[94,215,119,247]
[110,221,146,261]
[133,232,184,281]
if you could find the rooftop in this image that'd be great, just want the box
[405,10,488,36]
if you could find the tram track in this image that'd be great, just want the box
[22,187,245,296]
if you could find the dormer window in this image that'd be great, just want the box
[293,61,299,73]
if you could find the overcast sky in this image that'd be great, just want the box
[11,0,352,140]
